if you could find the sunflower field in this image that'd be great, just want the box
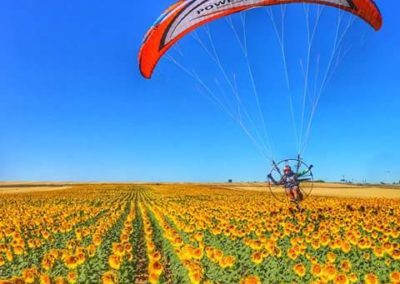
[0,184,399,284]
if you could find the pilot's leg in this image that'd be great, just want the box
[292,186,302,211]
[286,188,295,202]
[292,186,299,201]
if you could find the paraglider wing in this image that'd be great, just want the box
[139,0,382,79]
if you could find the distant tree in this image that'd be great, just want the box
[228,179,233,183]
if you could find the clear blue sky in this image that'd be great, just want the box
[0,0,398,183]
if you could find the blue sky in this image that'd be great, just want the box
[0,0,399,183]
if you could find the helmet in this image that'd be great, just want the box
[283,165,291,172]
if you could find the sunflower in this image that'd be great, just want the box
[149,260,163,276]
[211,227,222,235]
[149,251,161,262]
[323,264,337,281]
[273,247,282,257]
[120,233,129,242]
[364,273,379,284]
[373,247,385,258]
[193,232,204,242]
[0,244,7,252]
[108,255,121,270]
[219,255,235,268]
[390,229,399,239]
[310,279,326,284]
[126,251,133,261]
[86,244,97,258]
[391,249,400,260]
[66,271,78,284]
[124,243,132,252]
[240,275,261,284]
[341,242,352,253]
[371,231,379,239]
[147,242,156,253]
[112,243,125,257]
[320,235,330,247]
[22,268,37,283]
[64,255,79,270]
[191,247,203,260]
[389,271,400,284]
[340,259,351,272]
[77,252,86,265]
[327,252,337,263]
[334,274,349,284]
[311,240,321,250]
[311,264,323,277]
[226,255,236,266]
[39,274,51,284]
[188,271,202,284]
[5,251,13,262]
[92,234,102,246]
[251,251,263,265]
[12,277,26,284]
[348,273,358,283]
[41,231,50,239]
[28,239,36,248]
[357,237,371,250]
[287,248,298,260]
[54,277,65,284]
[172,237,184,247]
[293,263,306,277]
[149,272,160,284]
[102,271,118,284]
[383,242,393,253]
[250,240,263,250]
[42,256,54,270]
[213,249,223,261]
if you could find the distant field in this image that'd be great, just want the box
[218,182,400,199]
[1,182,398,199]
[0,183,71,194]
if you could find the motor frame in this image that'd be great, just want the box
[267,158,314,203]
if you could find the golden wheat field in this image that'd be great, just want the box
[0,184,399,284]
